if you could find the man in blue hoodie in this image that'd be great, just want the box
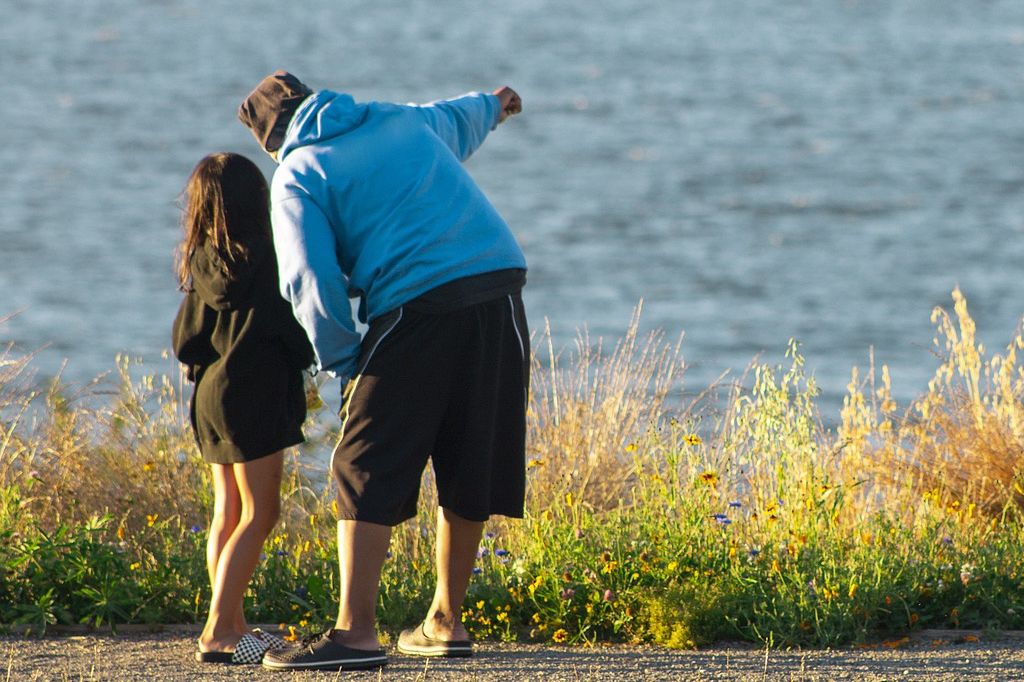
[238,71,527,671]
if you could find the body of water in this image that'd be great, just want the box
[3,0,1024,421]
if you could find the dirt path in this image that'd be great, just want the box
[5,629,1024,681]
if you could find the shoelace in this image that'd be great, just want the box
[300,630,330,648]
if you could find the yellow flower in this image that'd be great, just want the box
[284,626,299,643]
[129,562,141,571]
[698,471,718,487]
[565,492,574,507]
[309,514,317,528]
[685,434,702,446]
[552,628,569,643]
[299,619,308,628]
[496,612,509,623]
[477,600,486,610]
[666,561,678,572]
[625,443,638,453]
[146,514,158,527]
[848,583,858,599]
[527,458,545,468]
[142,462,154,472]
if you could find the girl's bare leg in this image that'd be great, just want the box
[199,452,284,652]
[202,464,246,647]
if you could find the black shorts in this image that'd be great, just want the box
[331,293,529,526]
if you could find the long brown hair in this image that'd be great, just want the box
[176,152,271,291]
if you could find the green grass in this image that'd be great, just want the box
[2,292,1024,648]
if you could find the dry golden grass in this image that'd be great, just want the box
[4,289,1024,541]
[840,288,1024,518]
[1,356,209,533]
[524,304,685,512]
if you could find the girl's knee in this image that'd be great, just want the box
[245,498,281,536]
[210,505,241,533]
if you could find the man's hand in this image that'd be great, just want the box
[492,86,522,123]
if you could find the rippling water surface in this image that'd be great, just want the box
[3,0,1024,420]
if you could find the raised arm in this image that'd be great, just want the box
[413,86,522,160]
[271,192,362,381]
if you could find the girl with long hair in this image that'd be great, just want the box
[172,152,313,665]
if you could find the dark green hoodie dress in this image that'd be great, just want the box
[172,239,314,464]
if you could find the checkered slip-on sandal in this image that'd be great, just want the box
[397,624,473,658]
[195,633,270,665]
[252,628,287,650]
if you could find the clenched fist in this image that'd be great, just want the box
[492,86,522,123]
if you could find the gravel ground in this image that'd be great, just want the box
[4,629,1024,681]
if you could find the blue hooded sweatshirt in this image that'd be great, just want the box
[270,90,527,381]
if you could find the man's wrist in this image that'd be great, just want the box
[487,93,502,129]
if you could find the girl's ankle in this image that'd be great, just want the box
[198,628,243,651]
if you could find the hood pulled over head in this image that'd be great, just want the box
[238,70,314,154]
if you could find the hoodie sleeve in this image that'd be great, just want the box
[271,193,362,381]
[172,292,216,381]
[412,92,501,161]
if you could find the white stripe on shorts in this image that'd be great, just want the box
[508,295,526,361]
[332,307,404,474]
